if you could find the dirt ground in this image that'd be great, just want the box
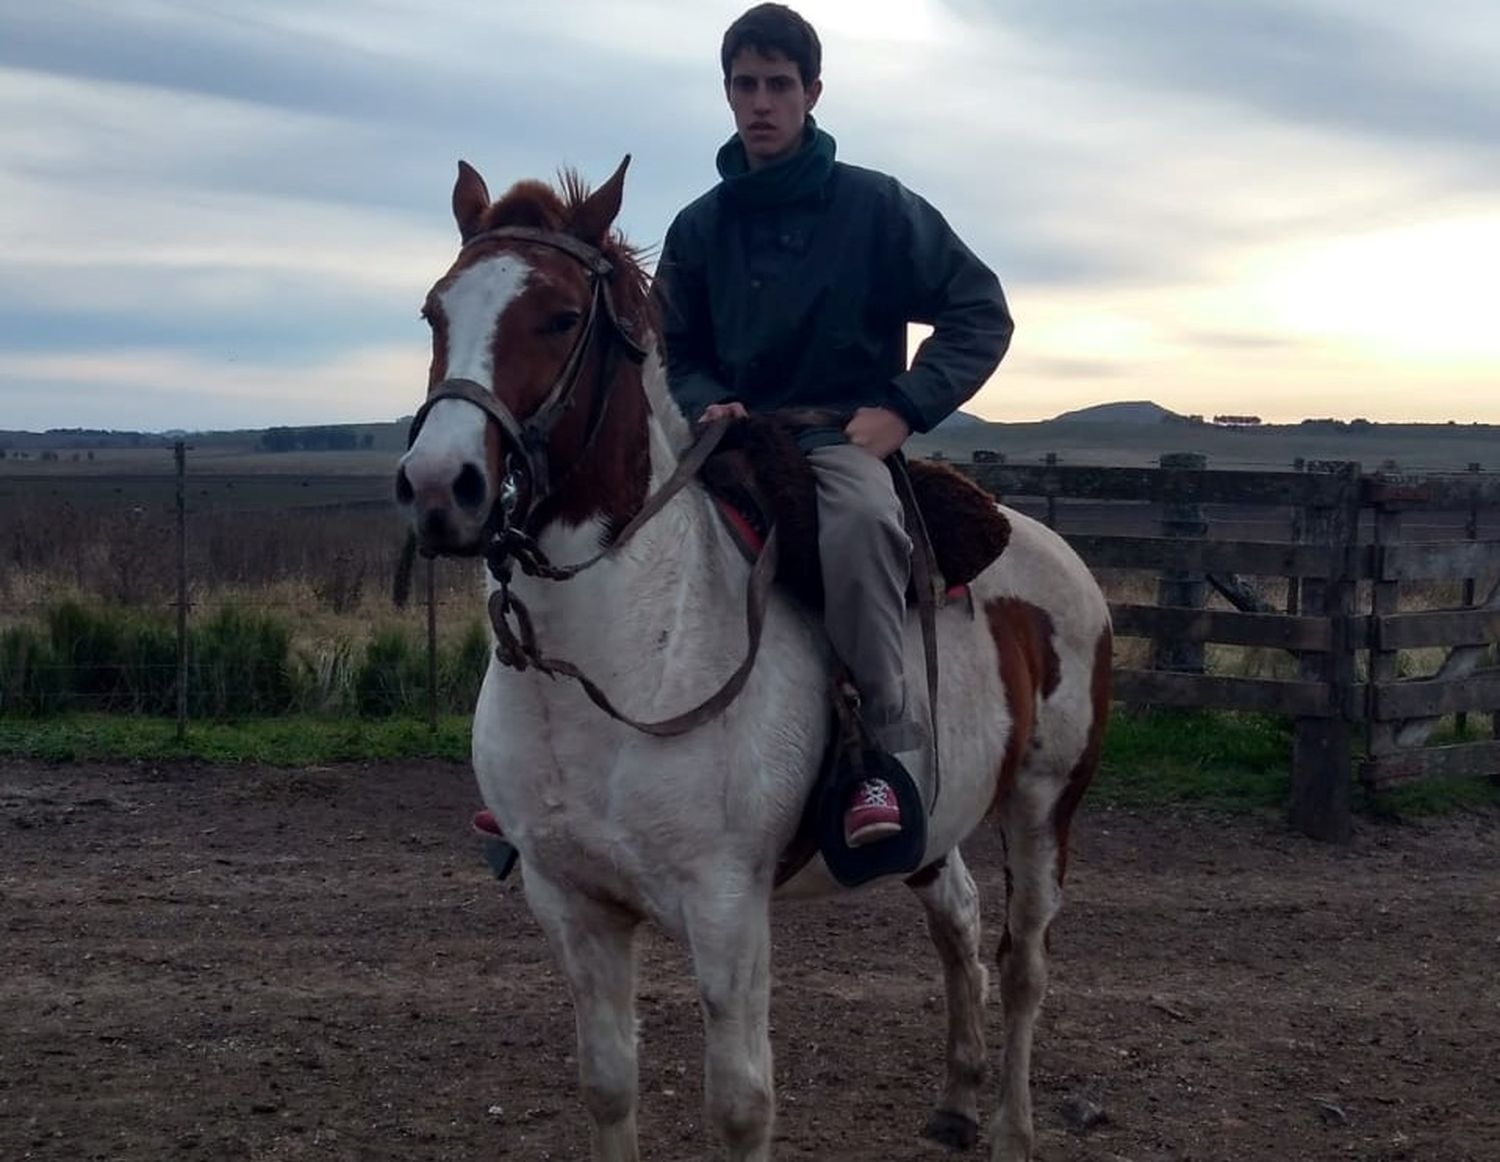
[2,758,1497,1162]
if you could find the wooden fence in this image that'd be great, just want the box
[950,453,1500,842]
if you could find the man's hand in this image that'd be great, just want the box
[698,401,749,425]
[844,406,911,459]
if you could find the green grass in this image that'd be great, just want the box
[1094,708,1293,811]
[1,707,1494,820]
[0,714,471,764]
[1360,775,1500,818]
[1354,716,1500,818]
[1095,708,1500,817]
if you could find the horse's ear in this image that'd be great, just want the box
[571,155,630,246]
[453,160,491,242]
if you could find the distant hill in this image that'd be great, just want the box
[934,410,985,430]
[1052,400,1182,424]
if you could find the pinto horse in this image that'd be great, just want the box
[397,157,1112,1162]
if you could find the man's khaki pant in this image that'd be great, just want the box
[808,443,914,748]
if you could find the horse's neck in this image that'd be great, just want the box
[507,409,745,685]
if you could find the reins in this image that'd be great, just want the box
[478,414,786,739]
[400,222,783,738]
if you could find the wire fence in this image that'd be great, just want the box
[3,442,1495,728]
[0,442,498,727]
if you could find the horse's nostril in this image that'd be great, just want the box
[394,468,415,506]
[453,463,487,512]
[421,506,451,542]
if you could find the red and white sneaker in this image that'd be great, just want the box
[843,778,902,847]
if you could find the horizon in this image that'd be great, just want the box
[7,400,1500,442]
[2,1,1498,430]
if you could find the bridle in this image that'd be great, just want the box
[399,223,770,739]
[404,225,648,540]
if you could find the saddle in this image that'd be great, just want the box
[698,409,1012,607]
[698,410,1013,888]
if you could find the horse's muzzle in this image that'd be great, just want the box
[395,460,490,556]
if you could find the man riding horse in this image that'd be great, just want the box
[405,6,1109,1151]
[653,3,1014,846]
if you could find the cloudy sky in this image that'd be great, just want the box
[2,0,1497,431]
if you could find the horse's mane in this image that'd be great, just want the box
[482,172,657,341]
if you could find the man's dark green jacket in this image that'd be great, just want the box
[653,123,1013,433]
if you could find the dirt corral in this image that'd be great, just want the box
[2,758,1497,1161]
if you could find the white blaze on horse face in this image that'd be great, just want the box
[400,253,532,523]
[440,253,532,388]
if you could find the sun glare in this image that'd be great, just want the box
[1245,214,1500,365]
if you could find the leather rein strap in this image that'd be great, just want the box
[482,415,786,738]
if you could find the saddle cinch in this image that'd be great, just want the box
[698,409,1013,888]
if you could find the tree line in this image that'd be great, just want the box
[259,426,375,453]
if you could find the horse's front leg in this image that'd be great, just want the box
[524,870,642,1162]
[685,888,775,1160]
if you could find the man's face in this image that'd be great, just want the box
[725,47,822,170]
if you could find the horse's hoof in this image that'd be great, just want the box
[921,1109,979,1151]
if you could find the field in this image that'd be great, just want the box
[3,758,1497,1161]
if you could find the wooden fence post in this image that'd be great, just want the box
[1287,458,1305,615]
[174,441,188,742]
[1365,479,1403,774]
[1289,461,1360,842]
[1152,452,1208,675]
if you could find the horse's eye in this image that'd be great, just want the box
[541,310,582,335]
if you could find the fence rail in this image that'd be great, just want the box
[957,452,1500,842]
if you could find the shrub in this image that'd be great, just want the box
[0,624,64,714]
[442,620,491,711]
[355,628,425,717]
[190,607,295,717]
[43,601,176,713]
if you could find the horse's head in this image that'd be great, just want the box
[396,157,654,557]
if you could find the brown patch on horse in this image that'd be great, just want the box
[984,597,1062,812]
[480,171,656,342]
[446,169,658,537]
[1052,624,1112,886]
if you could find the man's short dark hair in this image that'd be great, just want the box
[721,4,822,86]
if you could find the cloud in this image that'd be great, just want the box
[950,0,1500,163]
[0,344,427,432]
[0,0,1496,430]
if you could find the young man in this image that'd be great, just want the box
[653,3,1013,846]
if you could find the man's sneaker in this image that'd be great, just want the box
[844,778,902,847]
[472,809,504,838]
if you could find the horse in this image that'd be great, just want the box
[396,156,1113,1162]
